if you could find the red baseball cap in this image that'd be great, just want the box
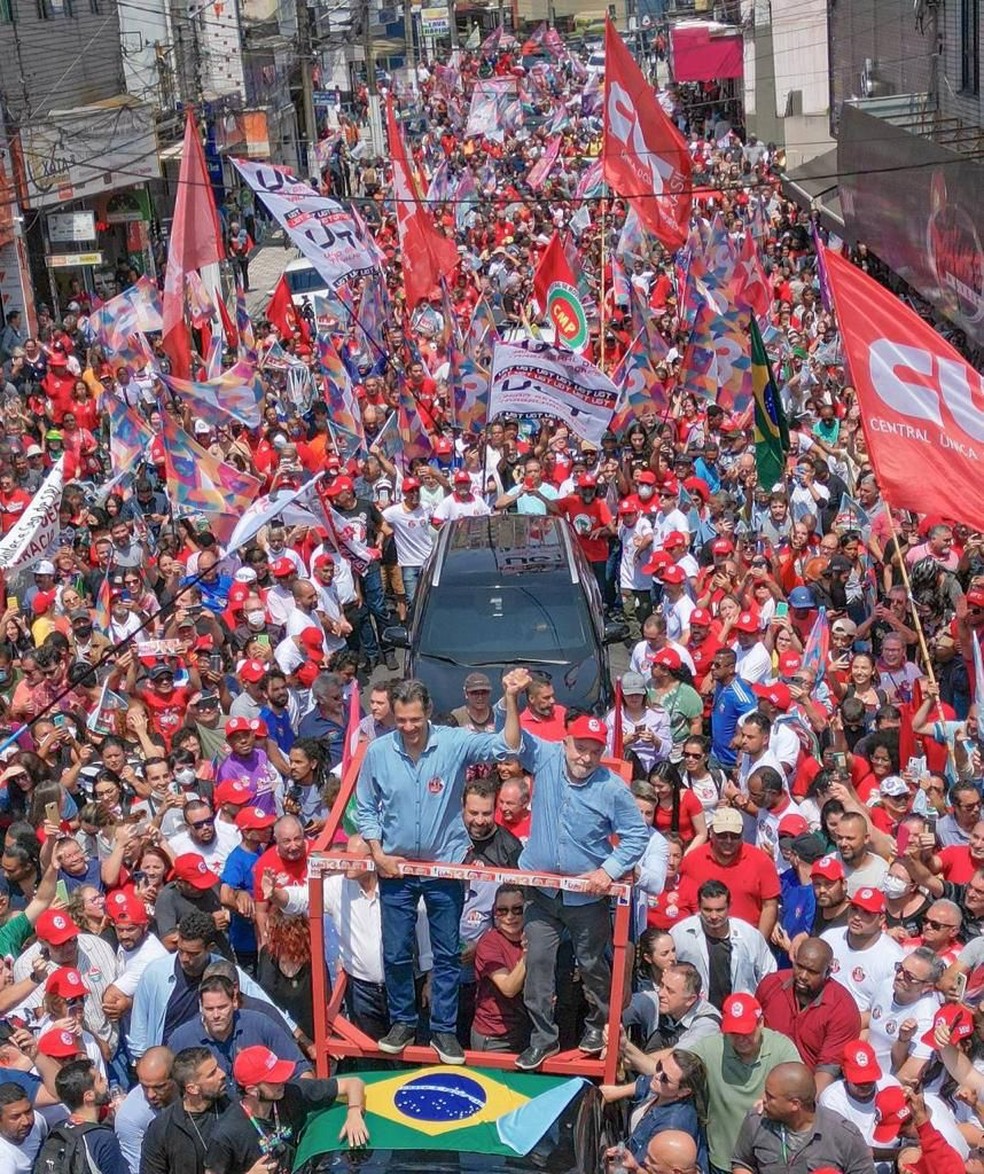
[106,892,149,927]
[300,628,324,650]
[38,1029,83,1058]
[720,994,763,1035]
[271,557,295,578]
[225,715,254,736]
[659,564,686,585]
[576,472,598,489]
[663,530,688,549]
[566,715,607,745]
[873,1086,912,1143]
[327,475,354,496]
[173,853,217,890]
[967,586,984,608]
[434,437,453,455]
[711,538,734,556]
[779,651,803,675]
[618,496,642,516]
[752,682,792,711]
[233,1045,294,1087]
[36,910,79,945]
[810,854,846,881]
[636,470,657,486]
[45,967,88,999]
[841,1040,882,1083]
[239,659,267,684]
[214,779,254,807]
[659,478,679,496]
[922,1003,976,1048]
[641,551,673,576]
[402,476,421,491]
[249,717,268,737]
[733,611,759,634]
[236,806,277,831]
[777,813,810,838]
[690,608,712,627]
[452,470,471,485]
[652,647,682,670]
[228,583,251,606]
[850,886,886,914]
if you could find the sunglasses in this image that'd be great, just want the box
[495,904,523,915]
[189,817,215,830]
[894,962,929,984]
[681,750,704,759]
[652,1061,675,1086]
[923,917,959,931]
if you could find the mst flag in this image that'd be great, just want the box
[532,232,577,312]
[823,245,984,531]
[293,1068,586,1162]
[602,16,691,250]
[386,97,459,307]
[751,317,789,488]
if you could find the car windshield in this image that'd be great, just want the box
[285,267,329,294]
[417,581,595,662]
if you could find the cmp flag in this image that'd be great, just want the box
[823,244,984,532]
[293,1068,586,1163]
[751,317,789,489]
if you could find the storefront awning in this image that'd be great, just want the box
[780,147,844,232]
[670,21,743,82]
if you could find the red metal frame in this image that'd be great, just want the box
[308,742,630,1083]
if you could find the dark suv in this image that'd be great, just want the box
[384,515,625,717]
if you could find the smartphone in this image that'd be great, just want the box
[906,756,927,778]
[38,945,49,961]
[44,802,59,825]
[256,634,270,647]
[896,823,910,855]
[831,752,847,775]
[132,870,148,886]
[926,811,939,836]
[54,880,69,906]
[5,597,16,612]
[775,602,789,620]
[209,653,222,673]
[955,971,968,1001]
[52,713,65,730]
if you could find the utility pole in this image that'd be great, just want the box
[404,0,416,88]
[297,0,318,182]
[363,0,384,154]
[448,0,458,47]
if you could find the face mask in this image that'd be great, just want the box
[638,486,654,500]
[246,610,266,627]
[175,768,197,787]
[881,876,910,899]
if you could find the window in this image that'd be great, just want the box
[962,0,980,95]
[0,0,11,20]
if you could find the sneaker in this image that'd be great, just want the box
[578,1027,604,1055]
[378,1023,415,1054]
[515,1043,560,1071]
[432,1032,465,1065]
[384,649,399,671]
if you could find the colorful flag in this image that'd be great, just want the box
[611,255,630,308]
[316,333,365,457]
[802,608,830,687]
[450,345,490,437]
[397,384,437,465]
[527,135,562,191]
[386,96,460,307]
[236,286,257,362]
[823,244,984,531]
[616,204,647,263]
[185,270,217,329]
[454,169,479,233]
[630,285,668,365]
[574,158,604,201]
[94,572,112,637]
[602,16,691,250]
[751,317,789,489]
[107,397,156,475]
[163,362,264,429]
[162,112,224,380]
[611,331,669,433]
[467,297,499,363]
[735,230,772,322]
[678,301,753,412]
[292,1067,586,1162]
[160,413,262,545]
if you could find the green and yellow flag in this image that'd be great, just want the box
[751,318,790,490]
[294,1066,586,1164]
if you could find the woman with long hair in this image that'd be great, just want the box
[67,884,113,945]
[648,655,703,758]
[678,735,726,815]
[647,761,708,852]
[257,907,314,1041]
[282,737,330,835]
[602,1047,710,1170]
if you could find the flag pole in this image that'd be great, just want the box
[600,191,607,372]
[883,507,956,771]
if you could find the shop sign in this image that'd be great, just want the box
[421,5,450,35]
[47,211,96,243]
[47,252,103,268]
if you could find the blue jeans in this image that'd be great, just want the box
[379,875,464,1034]
[403,565,422,608]
[357,562,390,657]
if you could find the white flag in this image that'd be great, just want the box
[0,457,64,574]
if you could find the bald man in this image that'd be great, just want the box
[619,1129,698,1173]
[114,1045,175,1172]
[733,1061,874,1174]
[756,936,862,1089]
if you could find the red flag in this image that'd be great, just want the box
[217,293,237,347]
[342,678,362,779]
[385,96,459,307]
[162,111,224,380]
[823,245,984,531]
[266,275,310,344]
[602,16,691,250]
[734,231,772,321]
[532,231,577,312]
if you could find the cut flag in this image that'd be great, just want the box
[751,316,789,489]
[602,16,691,250]
[163,361,264,429]
[162,112,224,380]
[266,275,310,344]
[532,231,577,313]
[386,96,459,307]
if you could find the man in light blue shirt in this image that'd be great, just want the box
[355,673,525,1065]
[494,455,559,515]
[512,676,649,1070]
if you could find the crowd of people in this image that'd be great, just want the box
[0,17,981,1174]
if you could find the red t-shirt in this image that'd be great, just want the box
[473,926,528,1039]
[558,494,613,563]
[679,842,781,927]
[646,873,700,930]
[653,789,704,845]
[252,845,309,898]
[519,706,568,743]
[939,844,977,884]
[139,685,193,747]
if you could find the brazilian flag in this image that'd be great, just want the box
[751,317,790,490]
[294,1066,586,1164]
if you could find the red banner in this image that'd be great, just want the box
[824,245,984,529]
[602,16,692,251]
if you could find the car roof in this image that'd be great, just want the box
[284,258,321,274]
[431,515,578,587]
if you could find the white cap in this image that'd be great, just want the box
[194,420,210,434]
[34,560,55,575]
[25,445,43,457]
[234,567,258,583]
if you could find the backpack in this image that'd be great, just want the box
[32,1121,102,1174]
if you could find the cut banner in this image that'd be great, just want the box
[823,245,984,531]
[489,340,619,446]
[232,158,380,292]
[527,135,562,191]
[0,457,64,574]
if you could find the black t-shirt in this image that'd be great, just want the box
[334,498,383,548]
[162,956,202,1042]
[706,934,733,1011]
[205,1079,339,1174]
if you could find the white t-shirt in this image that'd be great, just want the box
[821,927,905,1011]
[114,929,170,997]
[663,594,695,642]
[0,1112,46,1172]
[167,821,241,873]
[432,493,491,523]
[818,1076,901,1148]
[756,795,809,869]
[382,503,435,567]
[844,853,890,896]
[629,638,696,676]
[736,641,772,684]
[866,978,939,1071]
[618,518,654,591]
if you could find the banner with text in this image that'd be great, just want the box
[0,457,64,574]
